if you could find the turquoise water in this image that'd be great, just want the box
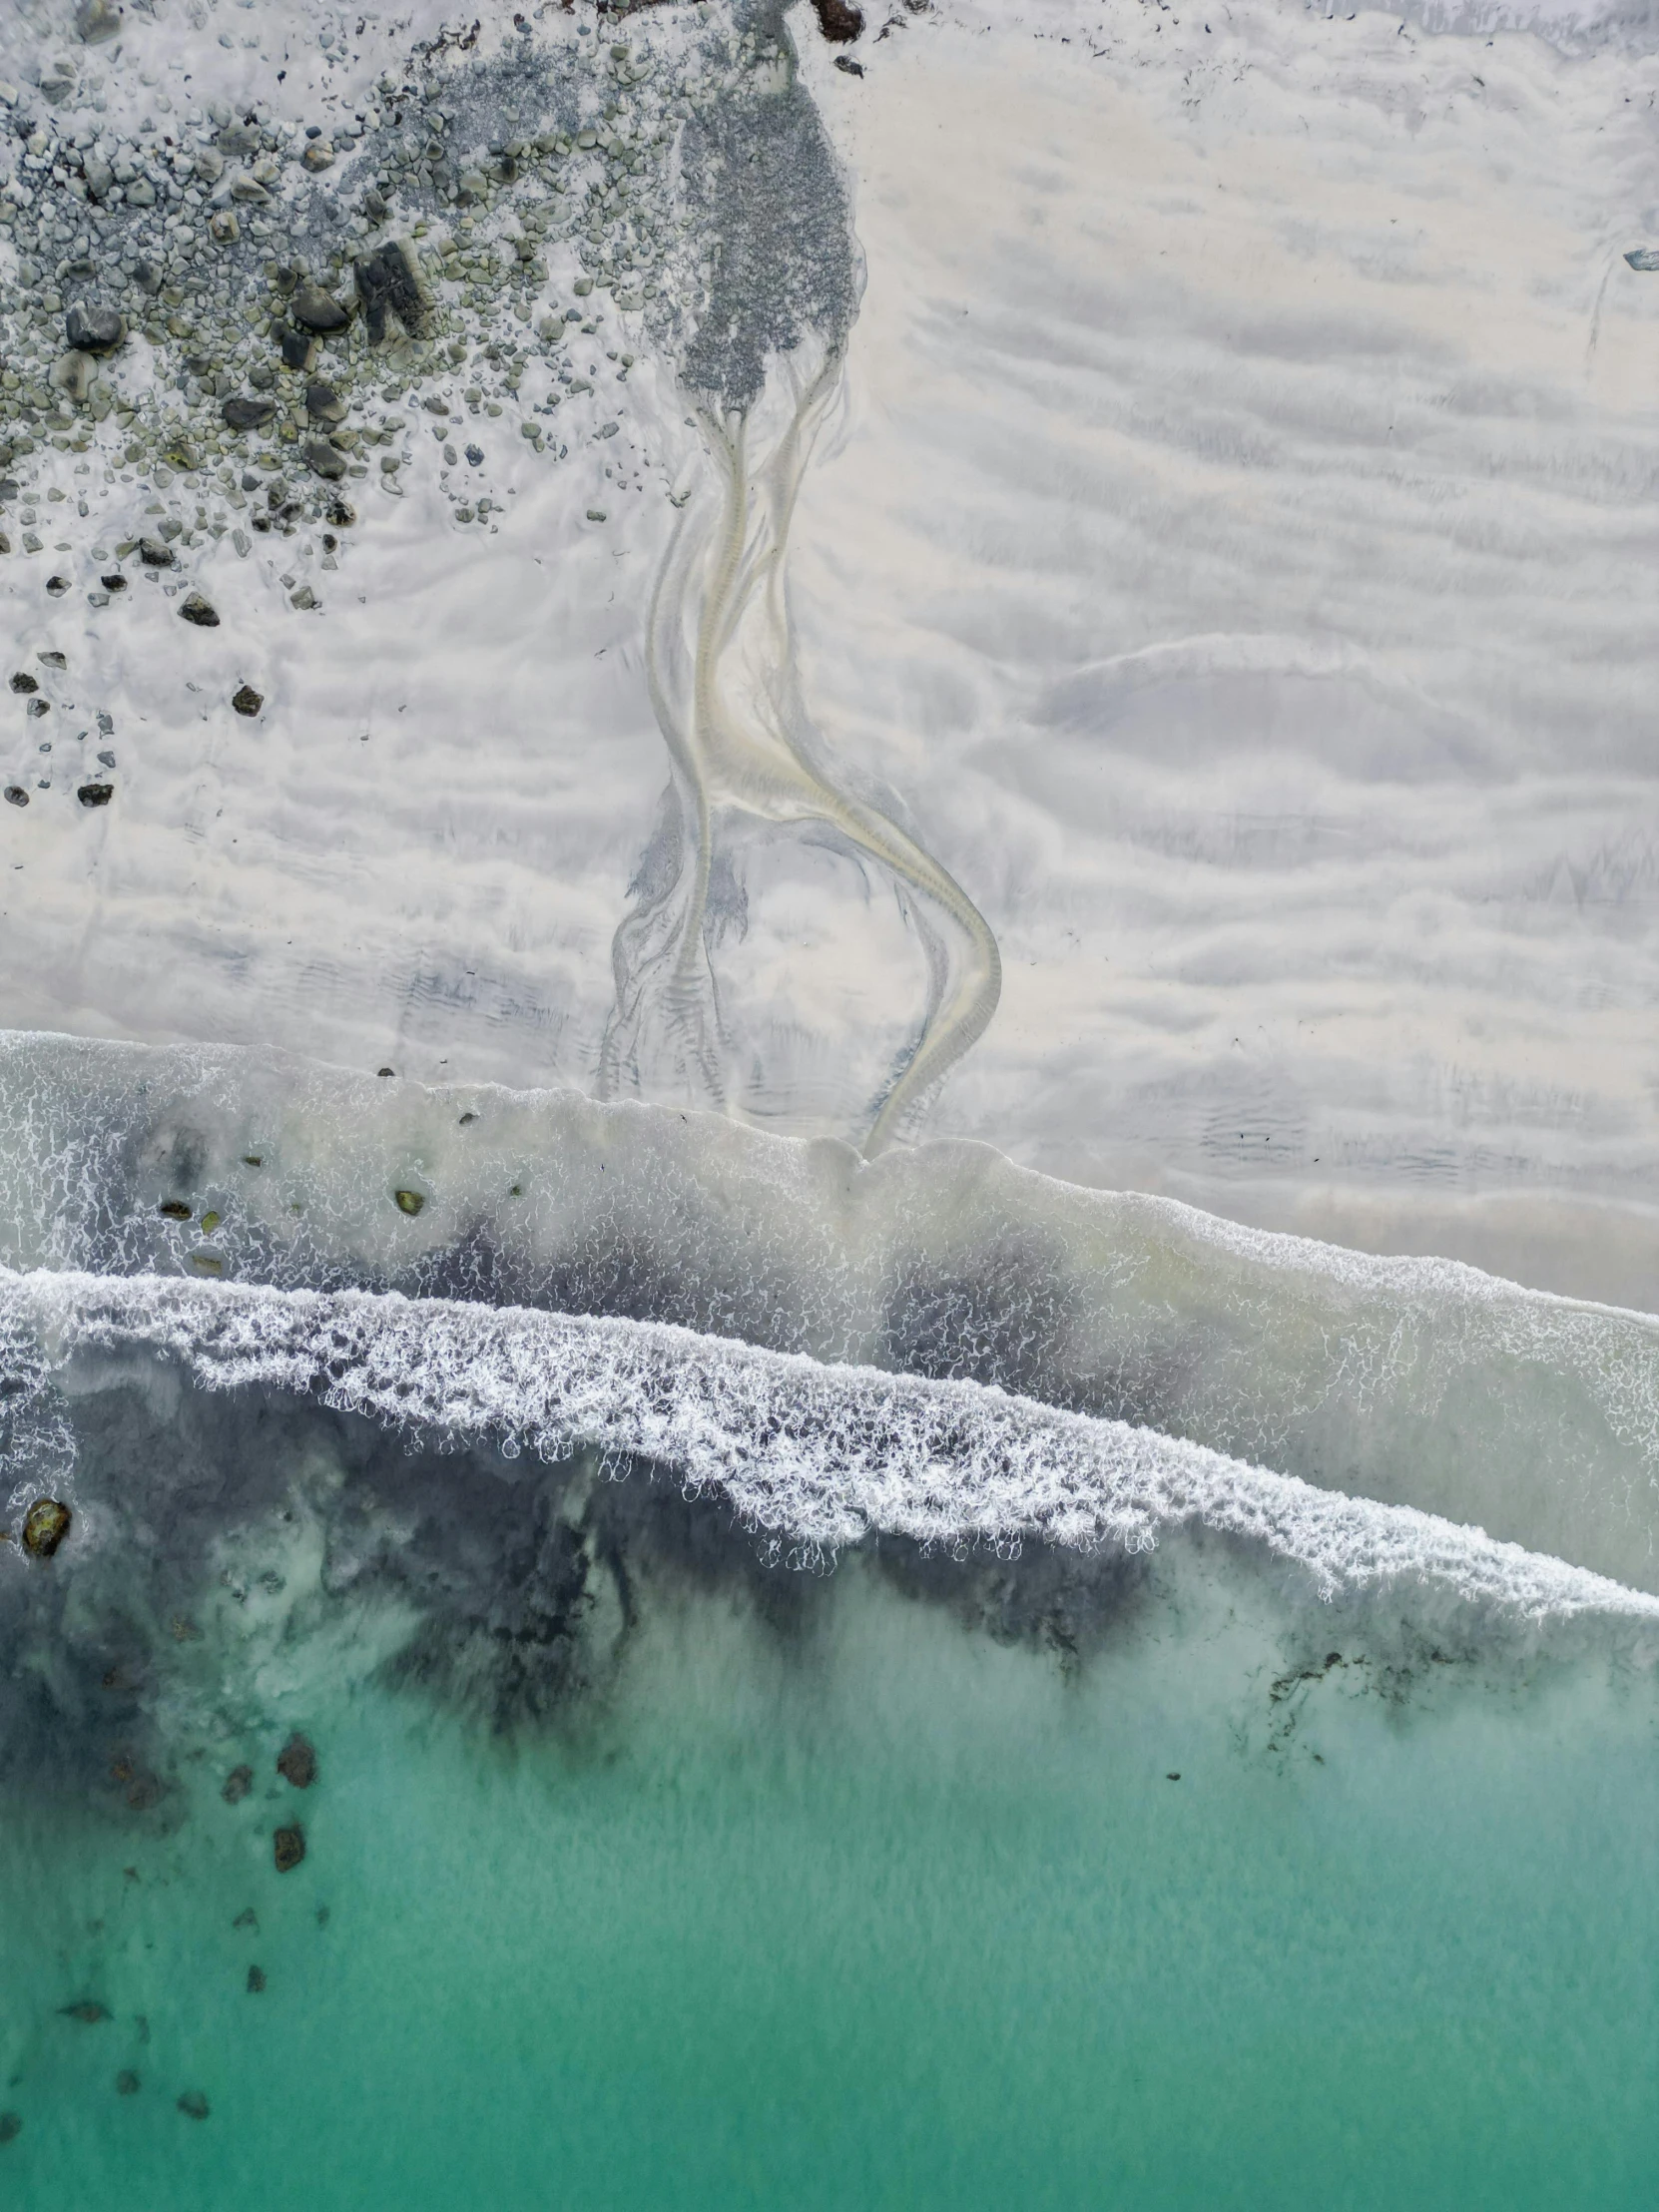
[6,1526,1656,2209]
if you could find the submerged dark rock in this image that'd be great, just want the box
[60,1999,112,2024]
[222,1764,254,1804]
[22,1498,71,1558]
[0,2113,19,2145]
[177,2091,210,2121]
[276,1733,316,1789]
[289,282,350,334]
[9,672,39,694]
[302,437,347,482]
[222,395,277,433]
[4,788,27,808]
[353,242,429,345]
[65,302,126,355]
[115,2071,140,2096]
[274,1823,306,1873]
[247,1964,267,1993]
[814,0,864,40]
[277,326,319,372]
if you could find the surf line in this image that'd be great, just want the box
[599,343,1001,1155]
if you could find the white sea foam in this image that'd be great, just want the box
[6,1265,1657,1626]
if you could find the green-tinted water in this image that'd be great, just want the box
[5,1547,1655,2209]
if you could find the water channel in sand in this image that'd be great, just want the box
[601,342,1002,1153]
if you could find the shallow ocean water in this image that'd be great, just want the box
[6,1508,1658,2211]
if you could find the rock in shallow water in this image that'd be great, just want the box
[65,302,126,356]
[222,1764,254,1803]
[303,437,346,481]
[274,1823,306,1873]
[179,594,220,628]
[22,1497,71,1558]
[232,684,264,717]
[276,1732,317,1789]
[290,282,350,334]
[221,394,276,432]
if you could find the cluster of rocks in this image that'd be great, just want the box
[4,640,119,808]
[0,4,857,619]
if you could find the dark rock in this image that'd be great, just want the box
[276,1733,316,1789]
[0,2113,19,2145]
[304,380,347,425]
[222,394,277,432]
[133,260,164,295]
[76,0,124,45]
[116,2071,140,2096]
[139,538,174,567]
[39,651,66,669]
[814,0,864,40]
[9,672,38,693]
[246,1965,267,1993]
[232,684,264,717]
[4,788,28,808]
[1625,248,1659,272]
[273,1823,306,1873]
[377,1066,396,1077]
[832,52,864,73]
[217,123,261,160]
[27,700,49,719]
[157,1199,193,1220]
[353,241,428,344]
[289,281,350,334]
[222,1764,254,1804]
[302,436,346,481]
[326,495,357,529]
[232,1907,259,1929]
[179,594,220,628]
[22,1498,71,1558]
[177,2091,210,2121]
[101,573,127,592]
[465,443,484,466]
[393,1189,425,1217]
[278,326,318,372]
[77,782,114,808]
[60,2000,112,2024]
[47,577,70,598]
[65,302,127,355]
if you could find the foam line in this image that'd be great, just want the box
[6,1266,1657,1626]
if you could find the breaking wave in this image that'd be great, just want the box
[5,1265,1656,1627]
